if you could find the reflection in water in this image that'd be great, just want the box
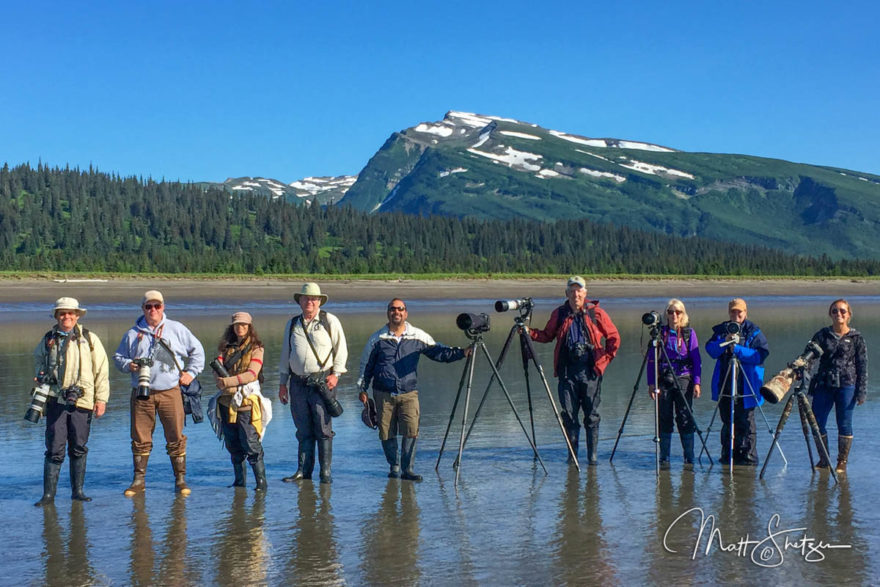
[128,496,198,585]
[359,479,422,585]
[286,484,342,585]
[652,473,699,584]
[553,468,616,584]
[214,491,269,585]
[41,502,96,585]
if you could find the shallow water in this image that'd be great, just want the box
[1,294,878,585]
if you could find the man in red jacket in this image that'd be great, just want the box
[530,276,620,465]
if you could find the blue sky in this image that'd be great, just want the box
[2,1,877,183]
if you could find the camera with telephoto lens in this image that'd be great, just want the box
[760,340,824,404]
[132,358,153,399]
[456,313,490,334]
[307,372,344,418]
[641,311,661,326]
[61,384,84,405]
[24,373,55,424]
[724,321,741,335]
[495,298,533,313]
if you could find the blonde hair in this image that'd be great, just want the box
[665,298,690,328]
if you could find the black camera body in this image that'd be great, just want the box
[132,358,153,399]
[307,372,343,418]
[641,311,661,326]
[572,341,595,360]
[61,384,84,405]
[456,313,490,335]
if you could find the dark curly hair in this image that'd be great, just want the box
[218,322,263,353]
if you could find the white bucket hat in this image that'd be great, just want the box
[293,282,328,306]
[53,297,87,317]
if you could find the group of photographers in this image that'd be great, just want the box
[29,278,868,505]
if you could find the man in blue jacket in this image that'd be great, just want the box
[705,298,769,466]
[358,299,469,481]
[114,290,205,495]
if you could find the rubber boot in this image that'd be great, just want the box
[836,435,853,474]
[813,433,830,469]
[251,459,268,491]
[70,455,91,502]
[680,433,695,470]
[400,437,422,482]
[283,442,314,482]
[124,454,149,497]
[35,458,62,507]
[229,458,247,487]
[659,433,672,470]
[171,455,191,496]
[317,439,333,484]
[566,429,580,465]
[586,427,599,465]
[382,438,401,478]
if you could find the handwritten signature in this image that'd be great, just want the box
[663,507,851,567]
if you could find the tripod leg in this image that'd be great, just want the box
[798,393,839,485]
[521,335,538,450]
[458,325,518,456]
[521,333,580,471]
[759,392,796,479]
[795,395,816,467]
[610,347,649,463]
[436,344,474,471]
[478,343,548,475]
[454,345,479,485]
[741,371,788,466]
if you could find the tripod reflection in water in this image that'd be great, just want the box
[552,468,614,583]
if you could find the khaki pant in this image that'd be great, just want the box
[130,386,187,456]
[375,390,420,441]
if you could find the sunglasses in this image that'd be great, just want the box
[387,306,406,312]
[666,309,683,315]
[831,308,848,315]
[144,303,163,310]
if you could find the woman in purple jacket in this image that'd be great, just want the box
[648,298,702,469]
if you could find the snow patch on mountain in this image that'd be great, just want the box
[549,130,674,153]
[579,168,626,183]
[289,175,357,198]
[439,167,468,178]
[500,130,541,140]
[414,123,454,137]
[619,160,695,179]
[467,146,542,172]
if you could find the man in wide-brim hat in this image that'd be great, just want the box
[278,283,348,484]
[33,297,110,506]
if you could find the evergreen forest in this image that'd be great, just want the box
[2,162,878,276]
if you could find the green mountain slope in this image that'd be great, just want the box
[340,112,880,259]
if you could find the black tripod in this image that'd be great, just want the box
[705,342,787,475]
[610,322,711,474]
[449,302,579,471]
[759,370,839,484]
[435,320,550,485]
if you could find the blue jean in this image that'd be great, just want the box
[811,384,855,436]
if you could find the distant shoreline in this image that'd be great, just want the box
[2,276,878,305]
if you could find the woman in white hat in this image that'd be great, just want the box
[32,297,110,506]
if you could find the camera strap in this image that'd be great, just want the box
[298,313,333,371]
[156,337,185,373]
